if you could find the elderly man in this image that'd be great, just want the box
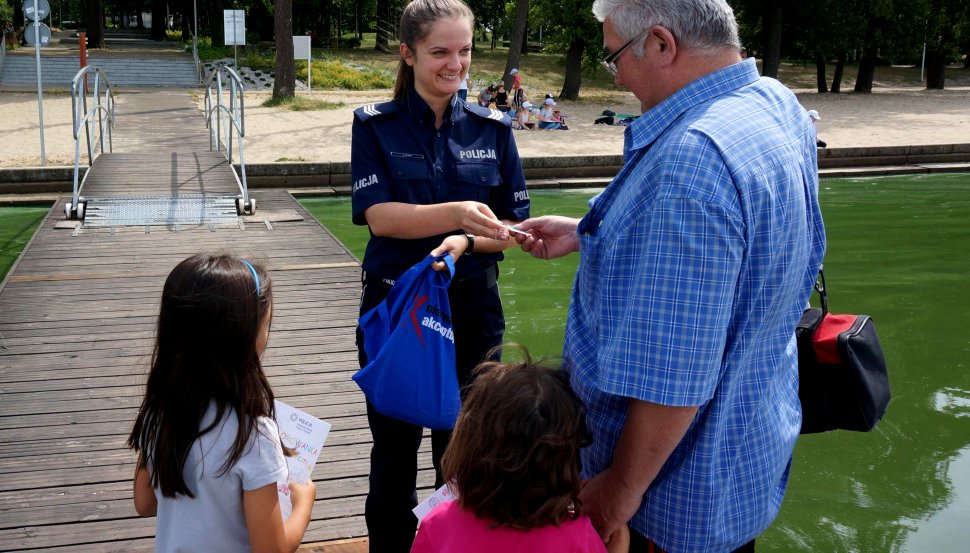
[515,1,826,552]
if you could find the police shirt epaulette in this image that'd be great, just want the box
[354,101,397,122]
[462,102,511,127]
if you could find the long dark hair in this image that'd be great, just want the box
[393,0,475,100]
[441,346,591,530]
[127,253,278,498]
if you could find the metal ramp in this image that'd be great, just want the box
[81,194,240,227]
[65,66,254,224]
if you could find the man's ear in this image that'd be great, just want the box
[651,25,678,63]
[400,43,415,66]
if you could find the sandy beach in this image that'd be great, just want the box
[1,86,968,168]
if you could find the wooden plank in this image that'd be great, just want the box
[0,91,375,550]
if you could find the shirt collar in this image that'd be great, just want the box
[624,58,760,155]
[400,84,460,126]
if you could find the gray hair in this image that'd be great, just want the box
[592,0,740,56]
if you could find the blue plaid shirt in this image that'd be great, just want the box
[565,58,826,552]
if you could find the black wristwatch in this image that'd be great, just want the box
[463,234,475,255]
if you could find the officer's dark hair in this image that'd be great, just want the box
[394,0,475,100]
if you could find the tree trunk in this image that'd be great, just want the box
[374,0,393,53]
[925,49,946,89]
[505,0,529,89]
[136,11,144,30]
[273,0,295,99]
[150,0,166,40]
[85,0,104,48]
[212,0,224,45]
[559,36,585,100]
[180,0,191,42]
[830,51,846,93]
[356,2,362,40]
[321,0,332,44]
[815,53,828,93]
[853,47,877,93]
[761,1,783,79]
[252,0,274,41]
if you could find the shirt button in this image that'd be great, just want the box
[481,177,486,182]
[397,170,403,176]
[436,132,441,138]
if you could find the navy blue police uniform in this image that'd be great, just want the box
[351,87,530,553]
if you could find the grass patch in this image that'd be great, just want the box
[275,156,308,162]
[297,59,395,90]
[0,205,50,281]
[261,96,345,111]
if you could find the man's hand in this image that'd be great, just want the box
[580,467,644,541]
[514,216,581,259]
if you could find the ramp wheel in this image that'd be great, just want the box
[236,197,256,216]
[64,201,86,220]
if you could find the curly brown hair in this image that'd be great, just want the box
[440,346,591,530]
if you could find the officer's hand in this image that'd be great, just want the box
[430,235,468,271]
[453,202,509,240]
[516,216,581,259]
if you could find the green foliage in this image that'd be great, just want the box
[262,96,345,111]
[0,0,13,25]
[730,0,969,69]
[296,58,394,89]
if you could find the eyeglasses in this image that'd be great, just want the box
[601,31,647,76]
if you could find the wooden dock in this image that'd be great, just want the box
[0,90,426,551]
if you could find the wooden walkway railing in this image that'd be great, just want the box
[0,90,425,551]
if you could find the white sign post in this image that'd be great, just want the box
[293,35,311,94]
[223,9,245,70]
[25,0,50,166]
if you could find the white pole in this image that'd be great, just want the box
[192,0,197,59]
[920,19,927,83]
[920,42,926,82]
[233,13,238,71]
[33,0,46,166]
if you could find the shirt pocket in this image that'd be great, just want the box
[387,154,432,203]
[454,162,502,203]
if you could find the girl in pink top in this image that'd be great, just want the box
[411,348,627,553]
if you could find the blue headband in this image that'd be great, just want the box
[239,259,260,295]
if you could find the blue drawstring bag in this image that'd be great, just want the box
[353,254,460,429]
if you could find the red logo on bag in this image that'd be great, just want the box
[409,294,429,346]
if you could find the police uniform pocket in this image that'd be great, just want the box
[387,153,427,180]
[386,154,433,203]
[455,163,501,202]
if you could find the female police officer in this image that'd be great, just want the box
[350,1,530,551]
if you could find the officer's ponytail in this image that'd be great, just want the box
[393,0,475,100]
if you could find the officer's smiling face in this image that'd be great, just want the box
[403,17,472,106]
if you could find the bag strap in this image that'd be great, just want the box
[814,266,829,314]
[428,254,456,286]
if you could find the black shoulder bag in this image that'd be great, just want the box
[795,268,892,434]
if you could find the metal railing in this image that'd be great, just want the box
[204,64,254,215]
[192,44,204,85]
[1,31,7,76]
[68,65,115,219]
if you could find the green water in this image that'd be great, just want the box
[0,205,50,281]
[303,173,970,552]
